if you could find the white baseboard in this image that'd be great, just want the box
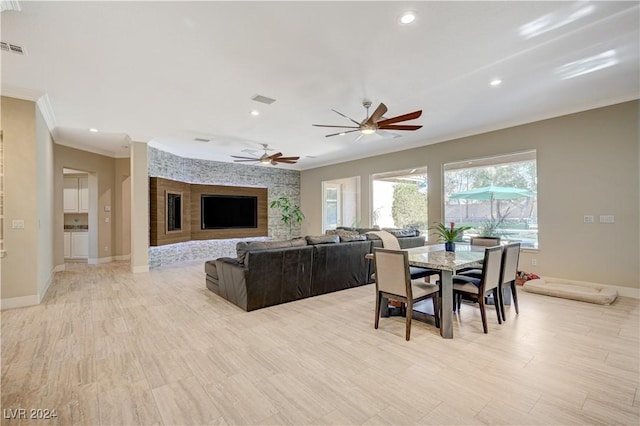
[1,294,39,310]
[37,265,63,303]
[132,264,148,273]
[544,276,640,299]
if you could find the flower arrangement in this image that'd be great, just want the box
[430,221,472,243]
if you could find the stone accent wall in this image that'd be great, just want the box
[148,146,301,268]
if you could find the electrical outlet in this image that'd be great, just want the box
[584,215,594,224]
[531,258,538,266]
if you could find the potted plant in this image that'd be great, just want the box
[270,196,305,239]
[430,222,472,251]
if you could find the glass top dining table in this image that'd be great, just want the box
[406,244,486,339]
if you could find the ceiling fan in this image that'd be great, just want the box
[231,144,299,166]
[312,100,422,140]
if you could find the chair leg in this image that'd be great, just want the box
[493,288,502,324]
[457,293,462,311]
[511,282,520,314]
[478,295,488,333]
[374,291,381,329]
[405,300,413,341]
[432,294,440,328]
[499,285,507,322]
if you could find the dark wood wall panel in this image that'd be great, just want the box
[150,177,267,245]
[190,184,268,240]
[150,177,192,246]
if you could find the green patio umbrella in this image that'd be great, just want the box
[449,185,536,219]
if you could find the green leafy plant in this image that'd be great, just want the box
[430,222,472,243]
[270,197,305,238]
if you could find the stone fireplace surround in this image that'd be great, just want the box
[148,146,301,269]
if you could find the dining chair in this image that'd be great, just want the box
[498,242,521,321]
[452,245,503,333]
[470,236,501,246]
[456,236,502,276]
[373,248,440,340]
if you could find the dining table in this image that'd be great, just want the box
[405,243,486,339]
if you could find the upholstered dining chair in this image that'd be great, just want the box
[498,242,521,320]
[373,248,440,340]
[452,245,503,333]
[470,236,501,246]
[456,236,502,276]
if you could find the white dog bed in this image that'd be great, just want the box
[523,277,617,305]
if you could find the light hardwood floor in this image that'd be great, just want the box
[1,260,639,425]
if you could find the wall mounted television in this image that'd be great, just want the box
[201,194,258,229]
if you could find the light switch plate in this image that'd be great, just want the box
[583,215,594,224]
[104,205,111,212]
[599,215,615,223]
[12,219,25,229]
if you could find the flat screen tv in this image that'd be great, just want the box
[201,194,257,229]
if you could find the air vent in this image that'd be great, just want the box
[1,41,25,55]
[251,94,276,105]
[193,138,210,142]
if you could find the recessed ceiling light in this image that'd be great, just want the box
[250,110,260,116]
[89,128,99,133]
[399,11,416,25]
[490,79,502,87]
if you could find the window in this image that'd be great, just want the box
[444,151,538,248]
[372,167,428,234]
[322,176,360,231]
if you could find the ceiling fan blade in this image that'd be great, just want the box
[274,159,298,164]
[376,110,422,126]
[231,155,259,160]
[233,159,259,162]
[325,129,360,137]
[276,156,300,161]
[331,109,361,126]
[268,152,283,159]
[312,124,360,129]
[378,124,423,131]
[365,102,388,126]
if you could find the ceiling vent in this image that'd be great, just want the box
[1,41,25,55]
[251,94,276,105]
[193,137,210,142]
[0,1,22,13]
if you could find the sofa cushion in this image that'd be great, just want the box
[236,238,307,264]
[306,234,339,245]
[326,228,361,238]
[382,228,419,237]
[340,234,367,242]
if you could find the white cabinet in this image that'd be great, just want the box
[71,232,88,258]
[78,177,89,212]
[63,176,88,213]
[63,231,71,258]
[64,231,88,259]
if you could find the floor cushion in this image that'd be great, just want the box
[523,277,617,305]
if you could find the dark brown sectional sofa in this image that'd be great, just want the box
[205,229,425,311]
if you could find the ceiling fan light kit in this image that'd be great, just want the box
[313,100,423,139]
[231,143,300,166]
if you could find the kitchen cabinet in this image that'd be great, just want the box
[63,176,88,213]
[64,231,88,259]
[63,231,71,258]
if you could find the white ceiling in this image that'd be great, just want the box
[2,1,638,170]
